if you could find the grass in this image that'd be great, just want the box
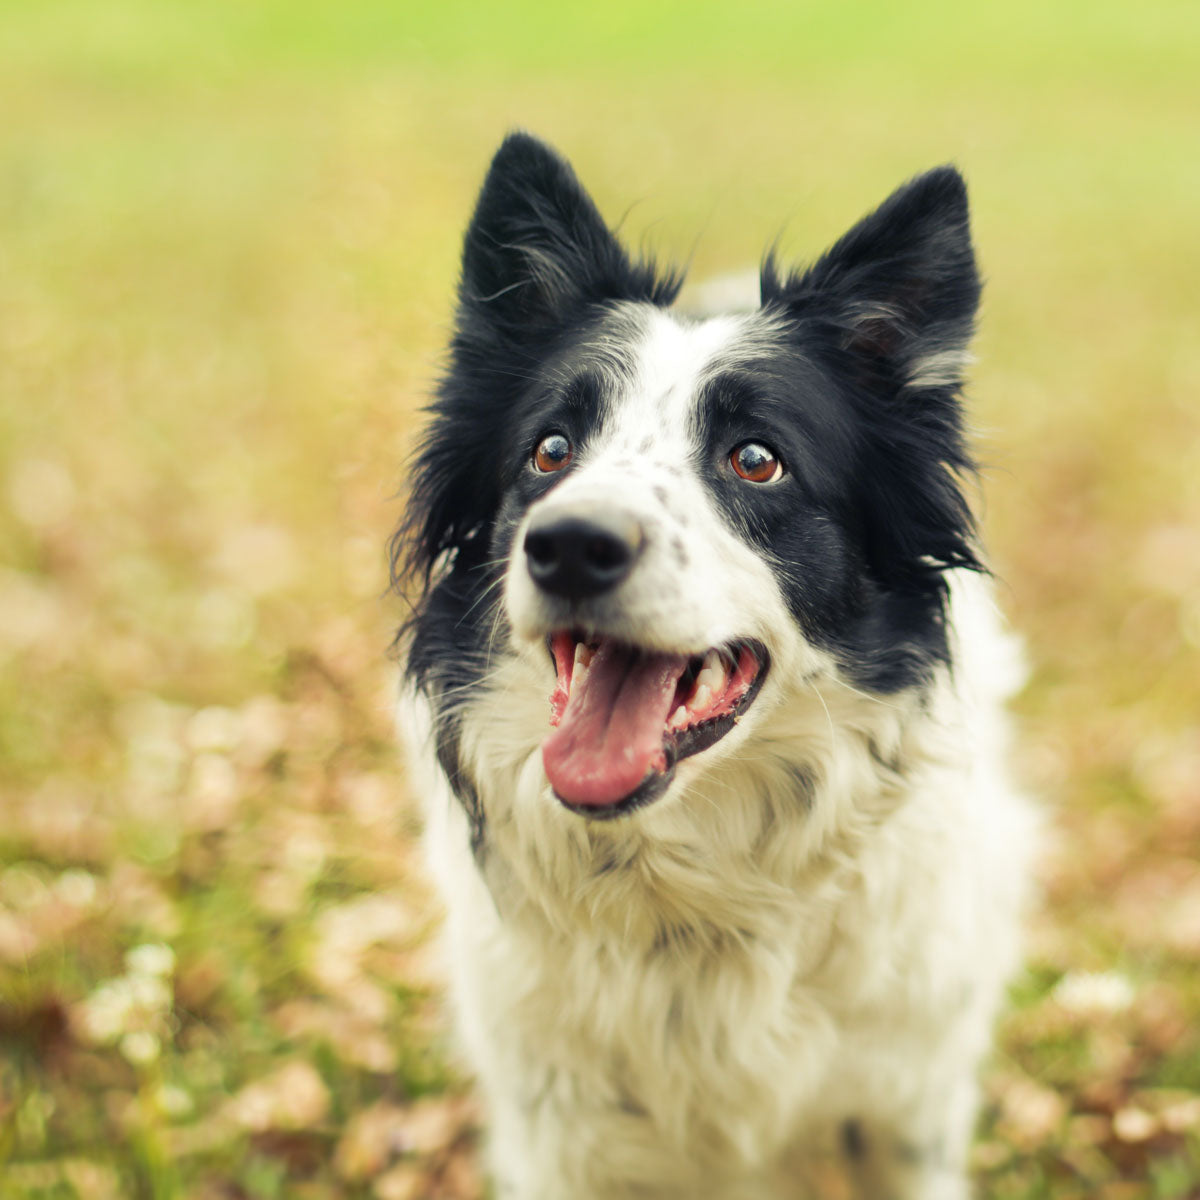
[1,1,1198,1196]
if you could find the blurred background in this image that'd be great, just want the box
[1,1,1198,1196]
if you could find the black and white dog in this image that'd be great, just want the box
[395,133,1033,1200]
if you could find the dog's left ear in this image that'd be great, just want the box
[762,166,980,394]
[764,169,983,592]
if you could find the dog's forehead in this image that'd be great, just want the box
[595,306,770,449]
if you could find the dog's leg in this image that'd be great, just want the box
[481,1077,680,1200]
[841,1079,977,1200]
[485,1076,787,1200]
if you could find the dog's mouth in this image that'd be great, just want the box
[541,631,769,818]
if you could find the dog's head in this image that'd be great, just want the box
[398,133,982,821]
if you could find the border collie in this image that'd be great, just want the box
[394,133,1033,1200]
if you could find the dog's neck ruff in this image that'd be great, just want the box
[448,628,941,947]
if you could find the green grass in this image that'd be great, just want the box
[2,2,1198,1196]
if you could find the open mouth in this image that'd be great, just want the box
[541,631,769,818]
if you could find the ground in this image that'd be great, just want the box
[1,2,1198,1197]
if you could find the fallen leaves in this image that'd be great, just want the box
[0,548,465,1195]
[227,1062,331,1133]
[992,1074,1069,1148]
[334,1095,477,1182]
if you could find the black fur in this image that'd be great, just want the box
[692,166,984,691]
[392,132,681,602]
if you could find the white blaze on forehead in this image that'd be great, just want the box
[598,306,755,451]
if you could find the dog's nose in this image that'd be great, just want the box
[524,512,644,601]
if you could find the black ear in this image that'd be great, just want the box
[394,135,680,594]
[762,166,980,395]
[763,168,984,594]
[458,132,678,338]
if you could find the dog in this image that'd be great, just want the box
[394,132,1034,1200]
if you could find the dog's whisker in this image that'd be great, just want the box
[825,675,906,711]
[457,573,508,626]
[807,680,837,747]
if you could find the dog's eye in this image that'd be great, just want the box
[533,432,574,474]
[730,441,783,483]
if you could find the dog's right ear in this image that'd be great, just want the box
[395,136,679,596]
[457,133,677,338]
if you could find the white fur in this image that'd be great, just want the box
[400,308,1035,1200]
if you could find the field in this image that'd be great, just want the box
[2,1,1199,1196]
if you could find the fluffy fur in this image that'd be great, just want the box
[394,133,1034,1200]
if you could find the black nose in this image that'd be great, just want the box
[524,512,643,601]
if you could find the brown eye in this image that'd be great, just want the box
[730,441,782,483]
[533,432,573,474]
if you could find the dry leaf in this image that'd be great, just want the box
[335,1101,412,1181]
[995,1075,1067,1147]
[227,1061,330,1132]
[1111,1106,1157,1143]
[372,1162,427,1200]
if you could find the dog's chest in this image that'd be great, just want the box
[470,867,854,1160]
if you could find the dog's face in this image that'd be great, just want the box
[400,134,981,822]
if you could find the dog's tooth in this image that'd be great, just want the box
[668,705,689,731]
[694,650,727,698]
[573,641,593,680]
[691,682,713,713]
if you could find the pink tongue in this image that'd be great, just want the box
[542,642,688,807]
